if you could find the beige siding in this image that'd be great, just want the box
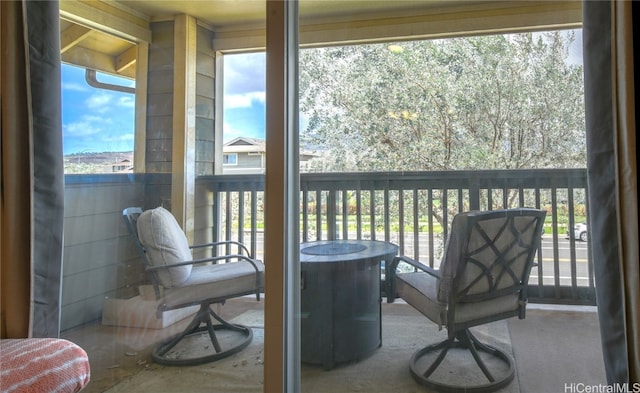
[146,21,174,172]
[237,152,263,169]
[61,177,146,330]
[193,181,215,257]
[145,21,215,177]
[196,24,215,176]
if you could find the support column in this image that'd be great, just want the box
[134,41,148,173]
[171,14,197,241]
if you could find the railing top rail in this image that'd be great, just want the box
[197,169,587,191]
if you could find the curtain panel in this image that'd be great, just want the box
[0,0,64,338]
[583,0,639,385]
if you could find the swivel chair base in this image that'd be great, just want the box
[409,329,515,393]
[152,303,253,366]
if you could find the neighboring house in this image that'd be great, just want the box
[223,137,317,174]
[111,159,133,173]
[223,137,266,174]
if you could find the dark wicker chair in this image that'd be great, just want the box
[123,206,264,366]
[389,208,546,393]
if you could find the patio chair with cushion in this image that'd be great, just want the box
[388,208,546,393]
[122,206,264,366]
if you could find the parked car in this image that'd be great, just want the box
[567,222,588,242]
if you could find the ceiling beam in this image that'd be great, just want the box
[60,0,151,43]
[62,46,135,79]
[116,45,137,73]
[60,24,93,53]
[213,0,582,51]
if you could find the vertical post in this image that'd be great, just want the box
[134,42,148,173]
[171,14,197,241]
[327,190,337,240]
[265,1,300,392]
[214,51,225,175]
[469,178,480,211]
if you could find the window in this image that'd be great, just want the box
[223,153,238,165]
[222,53,266,143]
[61,64,135,174]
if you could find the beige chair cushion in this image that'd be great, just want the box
[396,271,521,329]
[137,207,192,287]
[163,260,265,309]
[396,272,447,327]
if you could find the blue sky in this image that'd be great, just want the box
[61,52,266,154]
[221,52,266,142]
[61,64,136,154]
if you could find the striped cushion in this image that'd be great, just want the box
[0,338,90,393]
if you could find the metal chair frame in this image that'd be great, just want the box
[122,207,263,366]
[390,208,546,393]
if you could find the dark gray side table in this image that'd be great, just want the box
[300,239,398,370]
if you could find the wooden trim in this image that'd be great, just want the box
[214,51,224,174]
[60,0,151,43]
[264,2,286,391]
[60,24,92,53]
[115,46,137,73]
[171,14,197,240]
[134,42,148,174]
[214,1,581,52]
[61,46,135,79]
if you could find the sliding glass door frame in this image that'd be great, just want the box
[264,1,300,392]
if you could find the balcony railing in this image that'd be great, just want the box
[200,168,595,306]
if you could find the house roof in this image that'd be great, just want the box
[223,137,317,161]
[223,137,266,153]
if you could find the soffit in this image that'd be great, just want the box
[58,0,462,78]
[59,1,581,78]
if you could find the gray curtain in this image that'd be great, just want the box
[0,0,63,338]
[27,0,65,338]
[583,0,639,385]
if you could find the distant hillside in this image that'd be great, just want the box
[64,151,133,174]
[65,151,133,164]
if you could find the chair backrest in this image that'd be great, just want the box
[122,207,193,290]
[437,208,546,308]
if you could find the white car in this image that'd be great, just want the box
[567,222,588,242]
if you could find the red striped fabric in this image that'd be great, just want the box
[0,338,90,393]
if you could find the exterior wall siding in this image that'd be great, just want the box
[61,175,147,330]
[146,21,174,173]
[195,24,215,176]
[238,153,263,169]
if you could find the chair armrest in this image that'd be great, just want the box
[146,254,261,272]
[190,240,253,258]
[392,255,440,277]
[386,255,440,303]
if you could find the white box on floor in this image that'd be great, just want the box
[101,286,198,329]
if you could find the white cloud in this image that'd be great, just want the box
[62,82,89,92]
[103,133,134,142]
[63,114,113,137]
[85,93,113,113]
[224,91,265,109]
[117,96,135,108]
[64,121,102,137]
[223,52,265,95]
[83,115,112,124]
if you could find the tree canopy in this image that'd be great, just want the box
[299,30,586,172]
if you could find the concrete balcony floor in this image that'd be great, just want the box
[62,297,605,393]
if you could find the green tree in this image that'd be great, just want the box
[300,30,586,172]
